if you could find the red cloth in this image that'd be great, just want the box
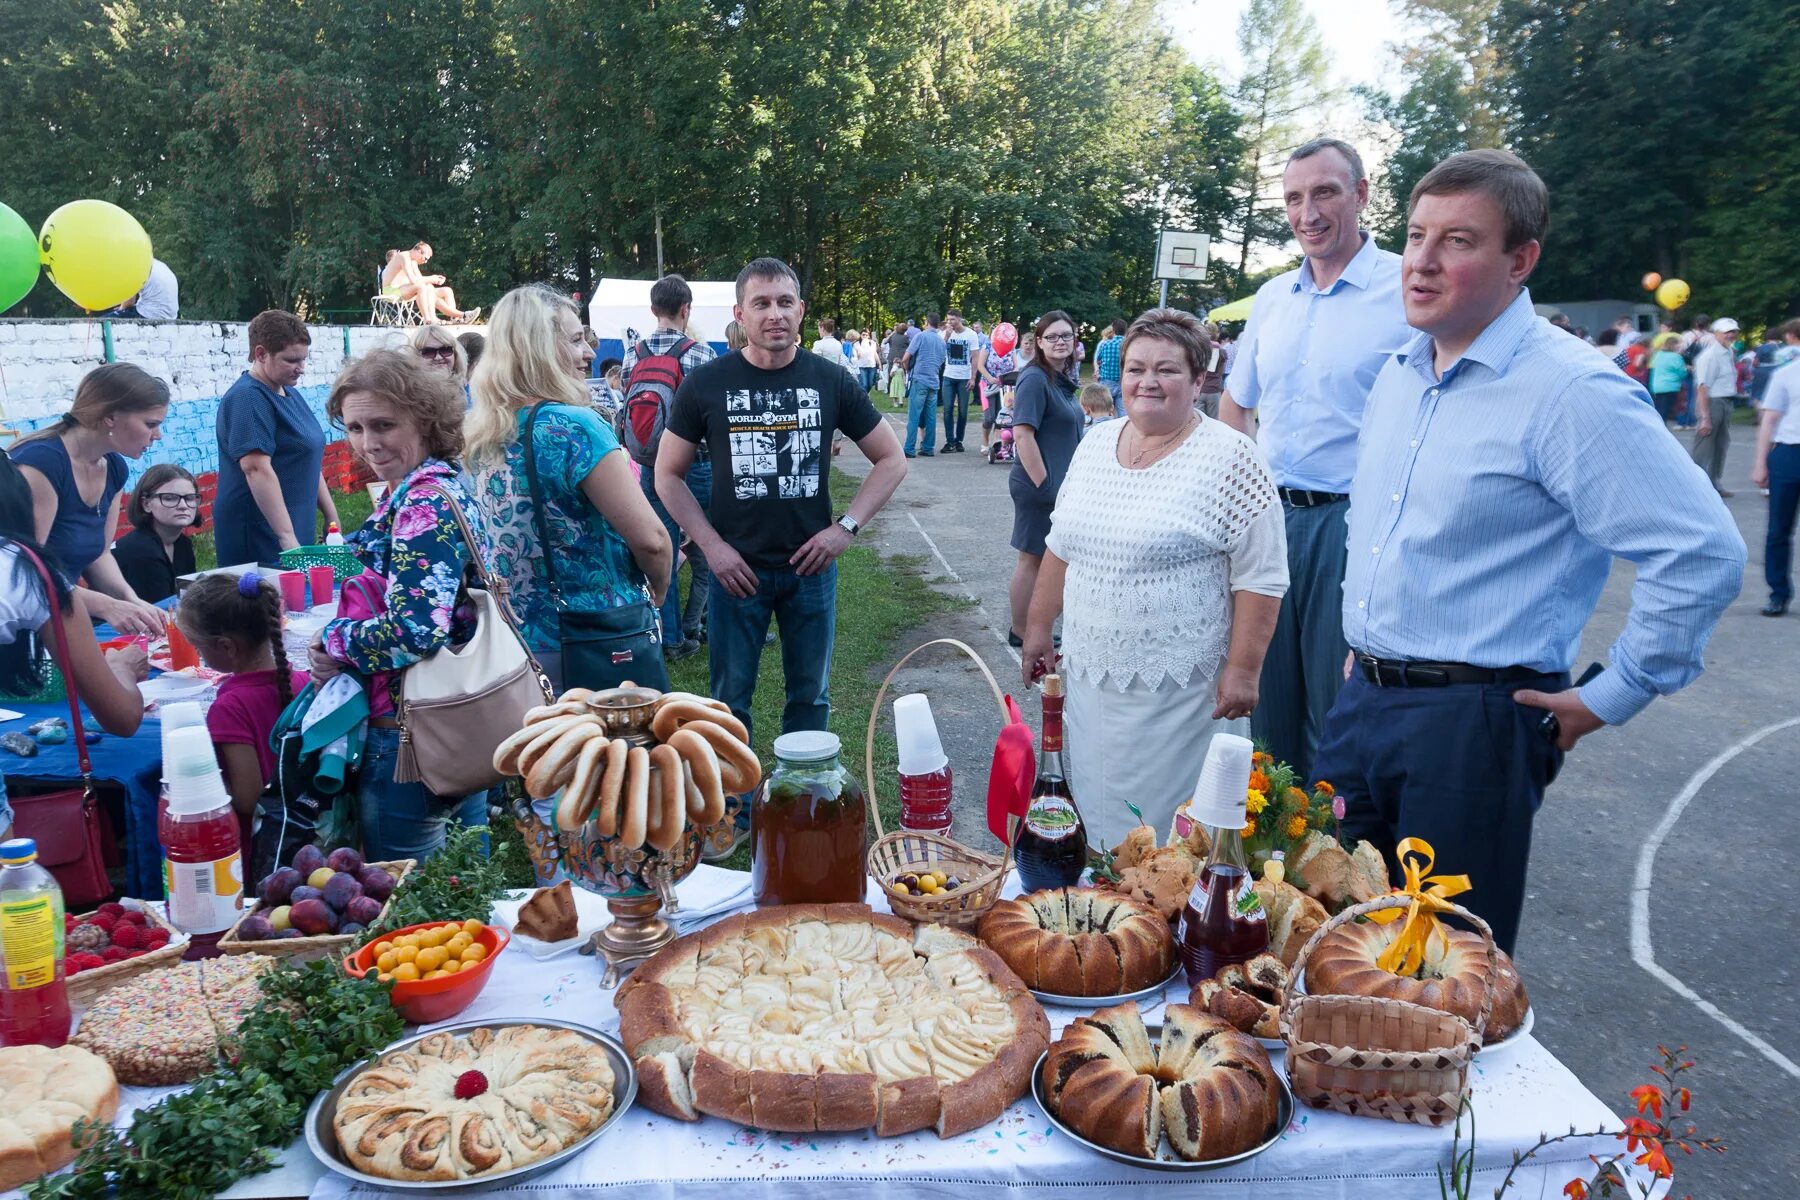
[986,695,1036,845]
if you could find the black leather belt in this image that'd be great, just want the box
[367,716,403,730]
[1354,653,1544,688]
[1278,487,1348,507]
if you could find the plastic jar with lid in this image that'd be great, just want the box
[752,731,868,907]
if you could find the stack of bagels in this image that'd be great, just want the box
[492,690,761,852]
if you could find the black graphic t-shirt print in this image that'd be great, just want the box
[668,351,882,569]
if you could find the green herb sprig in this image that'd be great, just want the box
[30,961,403,1200]
[354,821,525,947]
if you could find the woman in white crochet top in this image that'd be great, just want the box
[1020,309,1289,847]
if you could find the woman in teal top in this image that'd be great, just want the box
[465,285,671,693]
[1649,337,1689,423]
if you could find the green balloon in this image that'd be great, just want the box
[0,203,40,314]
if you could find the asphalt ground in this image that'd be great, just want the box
[838,398,1793,1197]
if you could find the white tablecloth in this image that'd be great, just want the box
[11,873,1663,1200]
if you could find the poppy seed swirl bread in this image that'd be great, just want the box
[1042,1002,1280,1161]
[616,904,1050,1137]
[1304,920,1530,1040]
[978,888,1173,996]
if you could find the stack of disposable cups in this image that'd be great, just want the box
[282,611,330,674]
[1185,732,1255,830]
[893,694,948,776]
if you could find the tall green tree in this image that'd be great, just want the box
[1227,0,1331,281]
[1358,49,1476,249]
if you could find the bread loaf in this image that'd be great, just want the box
[1044,1002,1280,1163]
[1304,920,1530,1040]
[514,880,579,942]
[0,1044,119,1192]
[978,889,1172,997]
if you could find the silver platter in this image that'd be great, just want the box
[1029,963,1185,1009]
[1031,1025,1293,1171]
[305,1018,637,1193]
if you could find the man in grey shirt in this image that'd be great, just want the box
[1690,317,1743,496]
[901,314,947,457]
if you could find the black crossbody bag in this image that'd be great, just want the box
[522,403,671,692]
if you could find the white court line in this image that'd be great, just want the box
[904,511,1022,667]
[1631,714,1800,1079]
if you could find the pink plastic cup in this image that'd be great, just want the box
[307,565,335,608]
[278,570,307,612]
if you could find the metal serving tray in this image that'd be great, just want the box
[1029,962,1186,1009]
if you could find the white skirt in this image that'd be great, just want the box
[1063,670,1250,853]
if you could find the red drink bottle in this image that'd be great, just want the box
[159,725,245,959]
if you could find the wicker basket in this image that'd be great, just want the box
[863,638,1013,928]
[67,901,186,1009]
[215,858,416,963]
[1280,894,1495,1127]
[279,544,362,581]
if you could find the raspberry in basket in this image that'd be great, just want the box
[109,923,145,949]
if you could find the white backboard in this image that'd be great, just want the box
[1155,230,1210,281]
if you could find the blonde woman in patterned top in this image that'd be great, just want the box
[1020,309,1289,846]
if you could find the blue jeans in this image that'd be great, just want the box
[1767,442,1800,604]
[858,367,877,392]
[1105,379,1123,417]
[904,379,939,454]
[940,377,971,446]
[357,726,488,862]
[708,562,836,750]
[680,461,713,637]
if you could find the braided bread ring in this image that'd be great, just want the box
[681,719,761,794]
[649,699,749,745]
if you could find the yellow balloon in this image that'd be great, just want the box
[1654,278,1690,310]
[1641,272,1662,292]
[38,200,152,312]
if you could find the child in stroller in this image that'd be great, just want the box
[985,369,1018,463]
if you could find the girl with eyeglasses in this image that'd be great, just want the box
[111,463,202,605]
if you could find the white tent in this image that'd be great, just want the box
[586,278,736,358]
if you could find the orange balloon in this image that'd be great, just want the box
[1642,272,1662,292]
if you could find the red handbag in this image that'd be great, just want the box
[8,547,113,908]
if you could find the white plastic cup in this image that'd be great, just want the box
[1187,732,1255,829]
[162,724,232,815]
[893,693,948,776]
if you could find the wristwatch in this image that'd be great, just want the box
[836,514,861,537]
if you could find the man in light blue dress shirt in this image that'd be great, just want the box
[1222,138,1411,781]
[1315,150,1744,953]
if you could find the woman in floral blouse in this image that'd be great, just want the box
[465,285,670,694]
[309,349,496,861]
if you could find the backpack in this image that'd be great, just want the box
[619,337,696,466]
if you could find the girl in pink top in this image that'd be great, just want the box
[175,574,305,851]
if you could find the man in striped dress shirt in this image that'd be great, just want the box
[1315,151,1745,953]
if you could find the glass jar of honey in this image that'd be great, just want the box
[752,731,867,907]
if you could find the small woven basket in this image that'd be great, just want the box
[215,858,416,963]
[279,544,362,580]
[863,638,1014,928]
[1280,893,1494,1127]
[67,902,186,1010]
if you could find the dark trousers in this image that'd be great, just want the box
[941,377,971,447]
[1250,499,1350,782]
[1311,669,1568,955]
[1767,443,1800,604]
[707,562,836,751]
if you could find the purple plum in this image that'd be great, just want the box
[261,867,303,907]
[289,885,324,906]
[273,928,305,939]
[236,914,276,941]
[345,895,384,927]
[357,867,397,902]
[326,847,365,875]
[288,898,338,936]
[339,922,366,937]
[321,873,363,913]
[291,844,327,876]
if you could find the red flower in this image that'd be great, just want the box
[1563,1181,1587,1200]
[1677,1087,1691,1112]
[1631,1084,1665,1119]
[1635,1141,1673,1178]
[1620,1116,1658,1153]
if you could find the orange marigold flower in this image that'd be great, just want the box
[1563,1181,1587,1200]
[1313,780,1335,797]
[1241,821,1257,839]
[1285,787,1308,805]
[1631,1084,1665,1120]
[1286,814,1308,839]
[1248,770,1270,794]
[1252,751,1273,766]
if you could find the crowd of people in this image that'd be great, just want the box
[1,139,1790,955]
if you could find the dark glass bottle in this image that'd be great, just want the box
[1014,674,1089,892]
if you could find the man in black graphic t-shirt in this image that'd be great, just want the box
[658,257,906,777]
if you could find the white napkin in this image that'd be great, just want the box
[489,865,753,960]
